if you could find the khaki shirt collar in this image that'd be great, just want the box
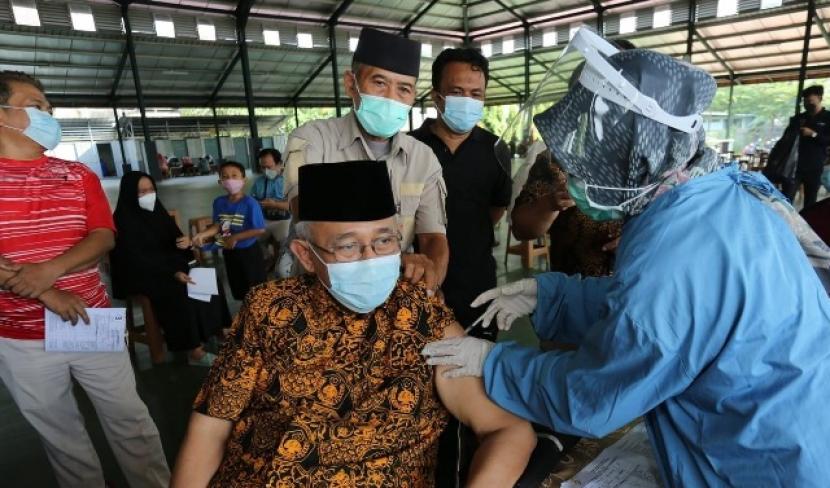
[338,112,411,161]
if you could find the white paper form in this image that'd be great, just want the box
[187,267,219,303]
[44,308,127,352]
[562,423,660,488]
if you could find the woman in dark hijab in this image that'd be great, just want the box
[110,171,230,366]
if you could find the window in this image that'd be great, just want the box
[69,4,95,32]
[542,30,557,47]
[443,43,455,52]
[421,42,432,57]
[197,21,216,41]
[716,0,738,17]
[263,29,280,46]
[154,16,175,38]
[760,0,782,8]
[12,0,40,27]
[619,12,636,34]
[349,36,358,52]
[297,32,314,49]
[653,5,672,28]
[502,38,515,54]
[481,42,492,57]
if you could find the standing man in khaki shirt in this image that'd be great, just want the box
[284,28,449,290]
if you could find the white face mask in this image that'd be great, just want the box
[138,192,156,212]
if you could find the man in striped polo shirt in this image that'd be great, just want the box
[0,71,169,487]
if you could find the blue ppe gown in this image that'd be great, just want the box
[483,166,830,486]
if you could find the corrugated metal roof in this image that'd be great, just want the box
[0,0,827,108]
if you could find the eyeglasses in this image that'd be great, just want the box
[308,233,402,263]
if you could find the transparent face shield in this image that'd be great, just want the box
[500,27,704,212]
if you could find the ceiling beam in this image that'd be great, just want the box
[328,0,356,25]
[403,0,442,36]
[209,49,241,102]
[292,54,333,100]
[693,28,736,82]
[109,44,129,99]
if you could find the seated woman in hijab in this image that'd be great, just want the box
[110,171,231,366]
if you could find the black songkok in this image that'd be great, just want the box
[353,28,421,78]
[297,161,396,222]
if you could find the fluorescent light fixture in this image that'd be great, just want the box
[569,23,582,40]
[297,32,314,48]
[197,22,216,41]
[155,16,175,38]
[619,12,636,34]
[481,42,492,57]
[263,29,280,46]
[717,0,738,18]
[542,30,557,47]
[70,5,95,32]
[653,5,671,28]
[12,1,40,27]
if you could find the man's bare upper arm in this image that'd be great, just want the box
[434,323,529,438]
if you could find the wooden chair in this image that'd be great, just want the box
[167,209,181,230]
[503,224,550,270]
[125,295,166,364]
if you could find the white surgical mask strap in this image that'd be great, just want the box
[0,105,24,132]
[584,181,660,211]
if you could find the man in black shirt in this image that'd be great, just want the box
[410,48,512,342]
[783,85,830,207]
[411,48,512,488]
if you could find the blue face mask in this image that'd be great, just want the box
[352,81,412,139]
[566,176,625,221]
[439,95,484,134]
[0,106,61,150]
[311,248,401,313]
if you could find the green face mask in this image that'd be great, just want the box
[353,91,411,139]
[566,176,625,222]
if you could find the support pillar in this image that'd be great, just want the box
[212,106,223,162]
[796,0,817,115]
[120,1,157,178]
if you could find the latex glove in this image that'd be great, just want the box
[468,278,538,332]
[421,336,495,378]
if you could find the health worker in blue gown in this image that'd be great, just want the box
[422,27,830,487]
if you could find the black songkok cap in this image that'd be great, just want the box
[353,28,421,78]
[298,161,396,222]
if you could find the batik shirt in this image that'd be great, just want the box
[514,152,622,277]
[194,274,453,487]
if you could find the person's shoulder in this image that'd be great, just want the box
[243,276,314,324]
[402,134,442,170]
[408,118,435,141]
[473,125,500,145]
[390,279,433,305]
[290,116,339,140]
[241,194,259,206]
[47,157,95,177]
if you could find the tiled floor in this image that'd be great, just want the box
[0,175,548,487]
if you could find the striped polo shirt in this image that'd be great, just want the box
[0,156,114,340]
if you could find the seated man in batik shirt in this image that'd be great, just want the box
[171,161,535,487]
